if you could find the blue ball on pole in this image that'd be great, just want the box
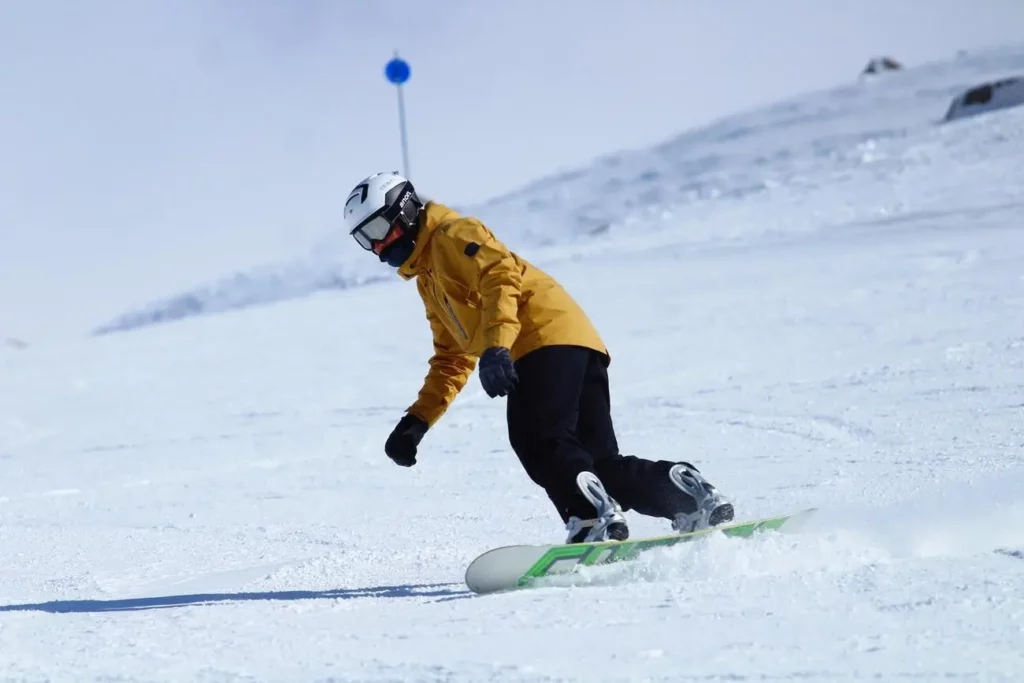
[385,57,410,85]
[385,53,412,177]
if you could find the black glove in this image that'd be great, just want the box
[478,346,519,398]
[384,413,428,467]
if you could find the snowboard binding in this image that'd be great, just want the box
[565,471,629,543]
[668,462,735,533]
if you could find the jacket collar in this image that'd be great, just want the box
[397,201,461,280]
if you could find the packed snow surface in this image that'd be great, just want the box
[3,45,1024,681]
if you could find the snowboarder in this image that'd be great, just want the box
[344,171,734,543]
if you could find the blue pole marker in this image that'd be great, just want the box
[385,52,411,178]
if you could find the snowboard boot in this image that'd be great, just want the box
[565,471,629,543]
[667,462,735,533]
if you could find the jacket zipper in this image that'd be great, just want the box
[442,296,469,340]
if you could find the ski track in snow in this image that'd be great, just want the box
[3,47,1024,682]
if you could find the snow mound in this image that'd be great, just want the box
[93,260,386,335]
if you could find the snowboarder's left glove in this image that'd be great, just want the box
[385,413,428,467]
[479,346,518,398]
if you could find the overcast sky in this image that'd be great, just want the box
[3,0,1024,341]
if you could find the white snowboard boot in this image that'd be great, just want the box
[565,471,629,543]
[668,462,735,533]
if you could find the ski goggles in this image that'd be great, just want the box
[350,214,404,256]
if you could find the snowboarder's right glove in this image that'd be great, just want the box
[385,413,428,467]
[478,346,518,398]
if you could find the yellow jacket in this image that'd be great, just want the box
[399,202,607,426]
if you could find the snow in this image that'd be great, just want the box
[3,45,1024,681]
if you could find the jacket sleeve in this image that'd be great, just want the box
[442,219,523,350]
[408,301,477,427]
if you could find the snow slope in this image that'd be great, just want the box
[94,43,1024,334]
[3,46,1024,681]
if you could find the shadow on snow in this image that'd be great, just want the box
[0,582,472,614]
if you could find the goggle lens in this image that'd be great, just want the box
[351,215,396,251]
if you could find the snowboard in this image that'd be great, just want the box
[464,508,817,595]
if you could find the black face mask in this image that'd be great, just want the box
[379,231,416,268]
[370,199,421,268]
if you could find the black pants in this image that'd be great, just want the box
[506,345,694,523]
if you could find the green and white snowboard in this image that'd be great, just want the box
[465,508,818,594]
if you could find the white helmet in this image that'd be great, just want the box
[344,171,423,265]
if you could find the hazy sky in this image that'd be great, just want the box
[3,0,1024,341]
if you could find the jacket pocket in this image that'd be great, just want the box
[441,276,481,309]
